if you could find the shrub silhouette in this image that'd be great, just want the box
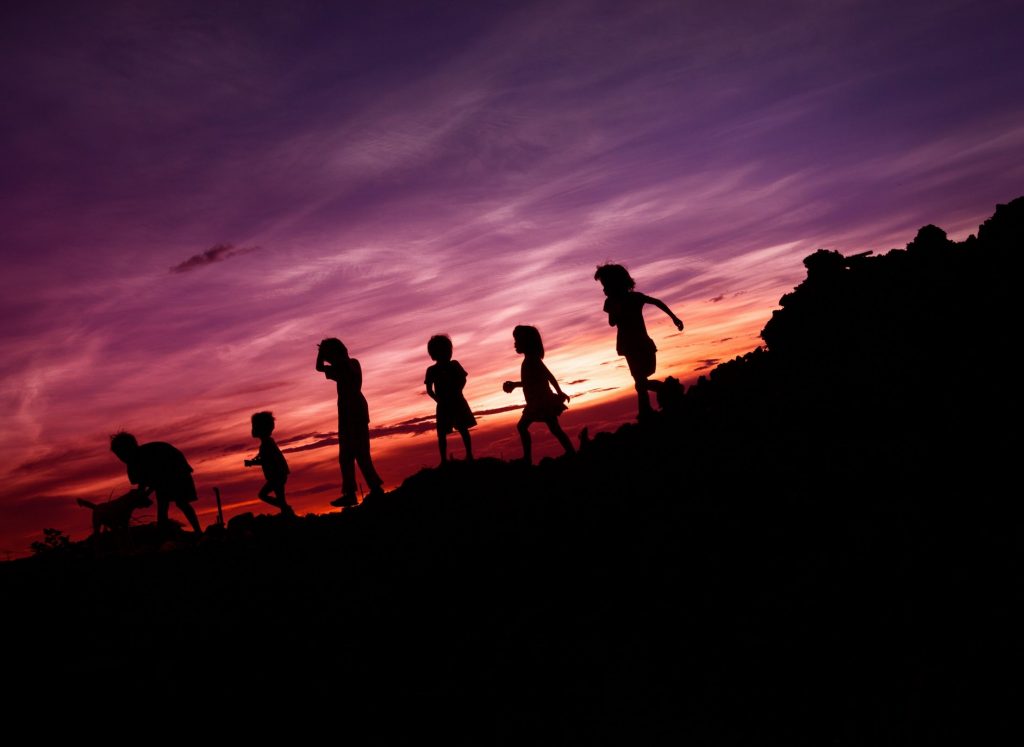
[30,528,71,555]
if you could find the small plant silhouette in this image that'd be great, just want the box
[30,528,71,555]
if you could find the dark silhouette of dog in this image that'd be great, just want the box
[76,488,152,536]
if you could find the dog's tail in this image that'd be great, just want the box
[76,498,98,510]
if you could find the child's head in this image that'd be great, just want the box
[427,334,453,362]
[319,337,348,362]
[251,411,275,439]
[109,431,139,463]
[594,263,636,295]
[512,325,544,358]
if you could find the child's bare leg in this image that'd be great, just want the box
[437,427,448,464]
[339,445,357,498]
[176,501,202,534]
[354,448,384,493]
[634,377,653,414]
[258,482,282,509]
[546,418,576,456]
[262,482,292,514]
[276,484,294,515]
[517,418,532,464]
[458,427,474,460]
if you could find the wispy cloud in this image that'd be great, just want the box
[170,243,258,273]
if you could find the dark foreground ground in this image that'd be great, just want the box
[3,423,1018,743]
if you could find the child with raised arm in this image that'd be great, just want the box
[502,325,575,464]
[244,411,294,516]
[315,337,385,507]
[594,263,684,418]
[425,334,476,465]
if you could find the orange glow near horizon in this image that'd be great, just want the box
[2,282,766,555]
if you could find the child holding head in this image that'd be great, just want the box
[594,263,684,418]
[244,411,294,516]
[502,325,575,464]
[315,337,385,507]
[425,334,476,465]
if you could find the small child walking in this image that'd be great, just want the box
[502,325,575,464]
[244,411,295,516]
[425,334,476,465]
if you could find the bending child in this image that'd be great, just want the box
[110,431,202,536]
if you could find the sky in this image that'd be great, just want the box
[1,0,1022,556]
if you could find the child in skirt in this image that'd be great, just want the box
[503,325,575,464]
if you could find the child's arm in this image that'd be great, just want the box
[350,359,363,391]
[543,364,570,402]
[502,380,521,393]
[642,294,684,331]
[244,454,262,467]
[604,298,618,327]
[425,373,437,401]
[126,463,155,494]
[315,347,337,379]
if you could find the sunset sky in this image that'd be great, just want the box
[2,0,1022,555]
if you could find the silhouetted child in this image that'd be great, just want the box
[425,334,476,465]
[594,263,684,417]
[316,337,385,507]
[109,431,202,536]
[502,325,575,464]
[244,411,294,516]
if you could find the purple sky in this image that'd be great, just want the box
[1,0,1022,554]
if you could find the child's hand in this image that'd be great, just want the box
[559,392,570,403]
[673,318,684,331]
[502,381,515,393]
[244,459,254,467]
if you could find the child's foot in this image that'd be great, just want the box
[329,494,358,508]
[365,486,386,500]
